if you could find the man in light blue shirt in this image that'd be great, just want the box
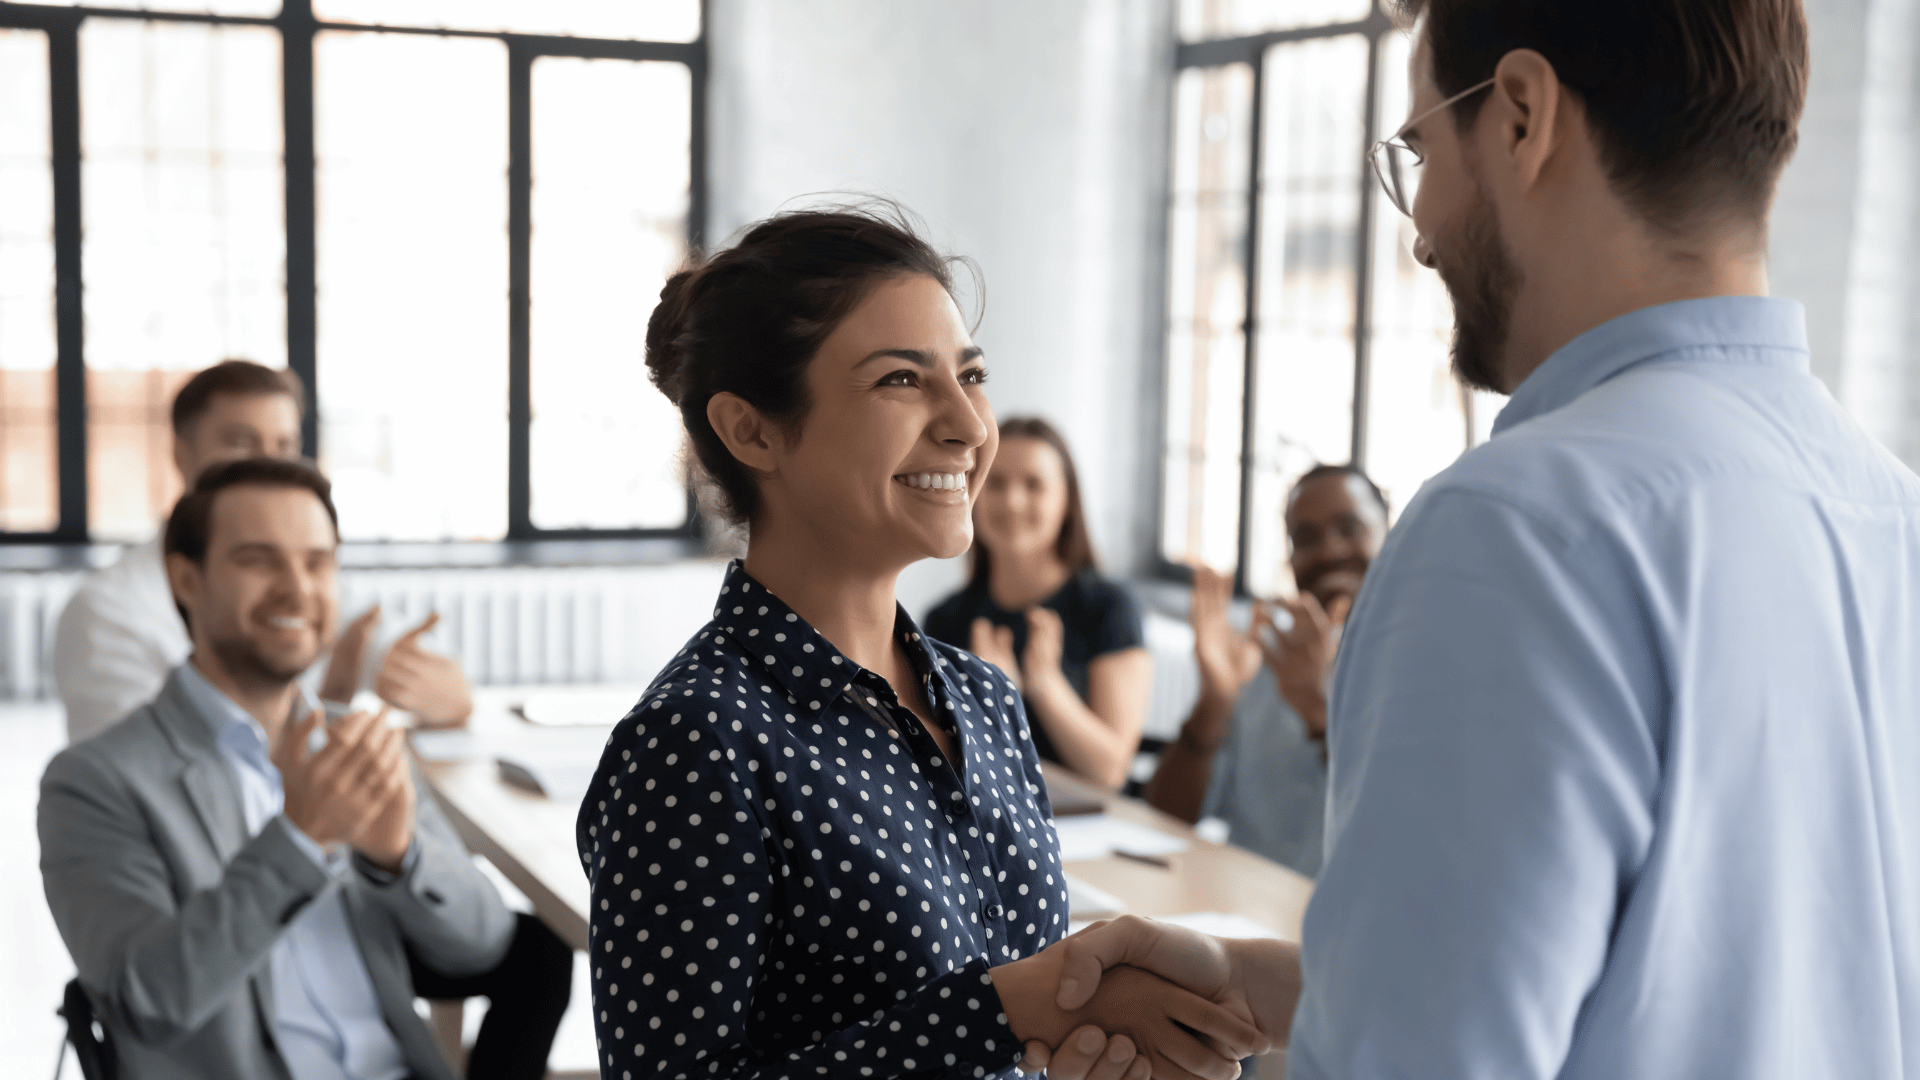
[1028,1,1920,1078]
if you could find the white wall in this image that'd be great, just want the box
[1770,0,1920,466]
[706,0,1177,614]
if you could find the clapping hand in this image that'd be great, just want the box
[1190,567,1261,707]
[970,617,1024,693]
[374,612,473,728]
[1249,592,1347,740]
[272,705,405,853]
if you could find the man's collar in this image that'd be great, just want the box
[714,561,954,713]
[1493,296,1809,436]
[174,658,315,748]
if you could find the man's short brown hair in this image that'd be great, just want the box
[170,359,307,439]
[1397,0,1809,232]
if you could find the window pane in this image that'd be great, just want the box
[30,1,281,15]
[315,0,700,43]
[1179,0,1372,42]
[0,29,58,533]
[81,20,284,541]
[316,32,507,541]
[1361,33,1502,517]
[1160,64,1254,575]
[530,57,690,531]
[1241,35,1368,597]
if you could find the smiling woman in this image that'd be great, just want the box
[575,206,1263,1080]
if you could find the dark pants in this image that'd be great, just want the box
[407,913,573,1080]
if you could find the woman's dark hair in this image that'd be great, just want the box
[645,204,969,525]
[1397,0,1807,231]
[967,416,1097,589]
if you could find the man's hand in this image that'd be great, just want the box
[1054,916,1300,1055]
[1190,566,1262,708]
[971,617,1024,693]
[272,705,400,848]
[1252,594,1348,740]
[994,942,1260,1080]
[319,604,382,705]
[349,724,415,873]
[374,613,473,727]
[1018,1026,1148,1080]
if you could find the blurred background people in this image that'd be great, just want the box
[925,416,1152,790]
[53,359,473,743]
[1145,464,1388,877]
[39,458,570,1080]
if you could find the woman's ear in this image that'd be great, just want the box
[707,392,782,475]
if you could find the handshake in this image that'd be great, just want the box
[996,916,1303,1080]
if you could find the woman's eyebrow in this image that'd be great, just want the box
[855,346,986,367]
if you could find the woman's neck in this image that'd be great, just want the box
[742,524,903,678]
[986,549,1071,611]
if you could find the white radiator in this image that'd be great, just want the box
[0,559,730,702]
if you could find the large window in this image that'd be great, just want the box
[0,0,702,544]
[1161,0,1501,596]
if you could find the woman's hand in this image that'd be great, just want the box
[970,617,1024,692]
[373,613,473,727]
[1054,916,1299,1055]
[1018,1026,1149,1080]
[994,942,1260,1080]
[1022,606,1070,701]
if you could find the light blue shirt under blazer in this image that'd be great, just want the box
[1290,297,1920,1080]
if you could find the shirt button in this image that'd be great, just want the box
[986,905,1004,920]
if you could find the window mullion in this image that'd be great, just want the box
[49,16,86,541]
[506,39,533,538]
[1231,54,1266,596]
[282,0,319,459]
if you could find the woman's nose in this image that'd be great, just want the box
[934,377,991,448]
[1411,230,1437,269]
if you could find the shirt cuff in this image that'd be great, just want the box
[281,816,332,869]
[948,959,1028,1078]
[352,840,419,885]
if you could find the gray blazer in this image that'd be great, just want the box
[38,667,516,1080]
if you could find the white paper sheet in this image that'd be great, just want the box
[1065,874,1125,917]
[1050,813,1191,862]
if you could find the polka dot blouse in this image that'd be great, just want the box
[577,561,1069,1079]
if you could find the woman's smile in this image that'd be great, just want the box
[893,470,971,496]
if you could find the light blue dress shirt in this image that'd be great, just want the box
[1291,297,1920,1079]
[1200,667,1327,878]
[175,663,411,1080]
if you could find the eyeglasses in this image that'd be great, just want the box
[1367,77,1496,217]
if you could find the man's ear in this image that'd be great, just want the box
[165,553,202,636]
[1487,48,1564,194]
[707,392,783,475]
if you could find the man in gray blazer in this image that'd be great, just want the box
[39,458,568,1080]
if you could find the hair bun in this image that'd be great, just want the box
[645,266,701,406]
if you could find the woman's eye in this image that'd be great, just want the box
[878,370,917,388]
[961,367,989,385]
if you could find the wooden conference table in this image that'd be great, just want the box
[416,693,1315,954]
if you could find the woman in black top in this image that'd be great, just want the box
[926,418,1152,790]
[575,208,1256,1080]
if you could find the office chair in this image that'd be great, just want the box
[54,978,115,1080]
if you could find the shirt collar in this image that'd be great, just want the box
[174,658,316,758]
[714,560,956,713]
[1493,296,1809,436]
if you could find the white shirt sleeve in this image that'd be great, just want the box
[52,539,193,743]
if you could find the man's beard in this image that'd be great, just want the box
[1436,188,1523,393]
[209,631,311,698]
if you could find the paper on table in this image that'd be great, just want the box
[1050,814,1190,862]
[1064,912,1285,941]
[513,686,645,727]
[1065,874,1125,917]
[1154,911,1285,940]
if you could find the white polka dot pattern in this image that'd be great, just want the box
[576,561,1067,1079]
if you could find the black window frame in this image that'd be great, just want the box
[1155,2,1397,592]
[0,0,707,545]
